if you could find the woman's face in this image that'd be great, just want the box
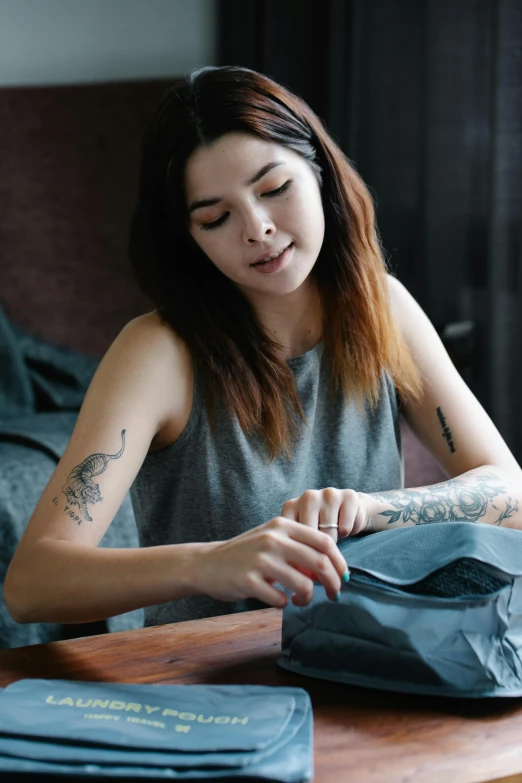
[184,132,325,302]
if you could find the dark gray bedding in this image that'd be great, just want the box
[0,307,143,647]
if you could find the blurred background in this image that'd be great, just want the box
[0,0,520,648]
[0,0,520,458]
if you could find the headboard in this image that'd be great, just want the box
[0,79,170,357]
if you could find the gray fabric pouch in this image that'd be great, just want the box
[279,521,522,697]
[0,679,313,781]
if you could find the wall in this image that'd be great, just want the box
[0,0,216,86]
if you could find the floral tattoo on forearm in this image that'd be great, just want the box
[368,470,519,527]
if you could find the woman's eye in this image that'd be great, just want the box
[263,179,293,197]
[198,180,292,231]
[200,213,229,231]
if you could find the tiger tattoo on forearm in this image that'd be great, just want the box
[61,430,126,522]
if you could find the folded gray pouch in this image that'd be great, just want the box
[0,679,313,780]
[279,521,522,697]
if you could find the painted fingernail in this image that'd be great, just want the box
[330,591,340,602]
[342,570,350,583]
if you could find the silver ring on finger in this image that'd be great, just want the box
[318,523,338,529]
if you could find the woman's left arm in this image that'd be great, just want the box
[365,276,522,531]
[361,465,522,531]
[281,277,522,538]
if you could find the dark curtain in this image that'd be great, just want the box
[218,0,522,462]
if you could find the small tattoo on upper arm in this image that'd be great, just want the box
[436,407,456,453]
[59,430,126,523]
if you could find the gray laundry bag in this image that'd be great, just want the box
[279,522,522,697]
[0,679,313,781]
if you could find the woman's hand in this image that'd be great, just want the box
[195,516,349,608]
[281,487,372,543]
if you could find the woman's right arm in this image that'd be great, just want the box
[4,314,347,625]
[4,313,209,624]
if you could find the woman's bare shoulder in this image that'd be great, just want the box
[126,309,177,339]
[123,311,194,452]
[122,310,189,361]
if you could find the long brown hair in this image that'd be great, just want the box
[129,66,423,460]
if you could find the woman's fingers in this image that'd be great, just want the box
[292,564,318,581]
[281,487,370,540]
[282,489,341,542]
[290,490,320,528]
[248,575,289,608]
[273,517,348,581]
[200,516,348,607]
[280,498,298,521]
[337,489,359,538]
[317,487,341,543]
[261,526,343,601]
[256,558,327,607]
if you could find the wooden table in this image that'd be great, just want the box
[0,608,521,783]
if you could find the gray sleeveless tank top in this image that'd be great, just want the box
[130,341,404,627]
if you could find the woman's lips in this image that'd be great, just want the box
[251,243,294,274]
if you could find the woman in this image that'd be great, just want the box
[5,66,522,629]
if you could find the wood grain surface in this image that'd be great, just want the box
[0,608,522,783]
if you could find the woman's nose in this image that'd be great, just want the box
[241,207,275,244]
